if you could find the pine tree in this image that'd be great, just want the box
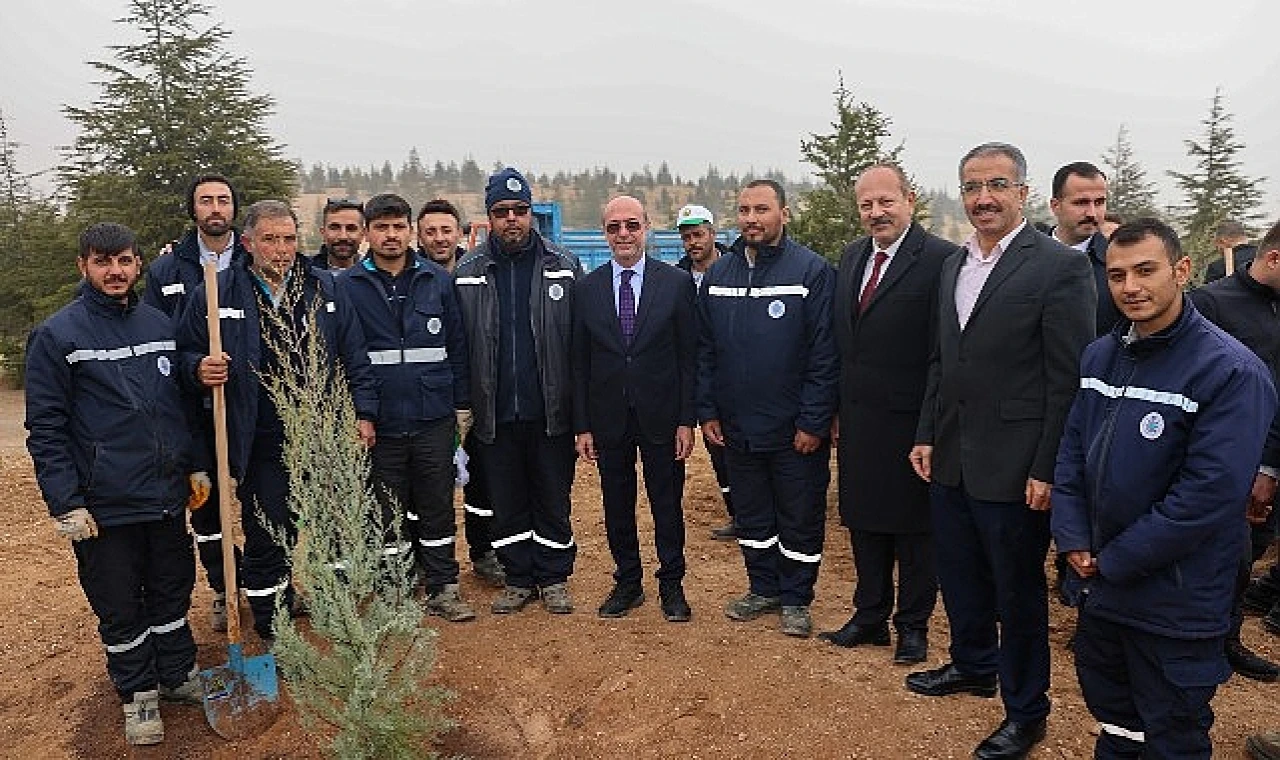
[1168,89,1266,278]
[789,74,922,261]
[1101,124,1159,221]
[60,0,295,254]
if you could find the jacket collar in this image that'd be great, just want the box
[1233,264,1280,301]
[730,231,790,261]
[1115,295,1198,357]
[79,280,138,316]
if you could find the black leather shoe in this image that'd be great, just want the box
[660,584,692,623]
[1227,638,1280,682]
[1243,578,1280,616]
[973,717,1046,759]
[905,663,997,698]
[598,584,645,618]
[893,629,928,665]
[818,620,890,648]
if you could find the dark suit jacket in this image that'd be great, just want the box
[835,223,957,533]
[917,224,1096,503]
[1083,232,1122,337]
[572,256,697,447]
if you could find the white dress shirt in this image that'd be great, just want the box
[610,254,646,315]
[956,220,1026,329]
[859,226,910,296]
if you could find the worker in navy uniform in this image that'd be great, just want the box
[1053,218,1276,759]
[417,198,506,588]
[695,179,838,638]
[454,168,583,615]
[141,172,246,633]
[343,193,474,621]
[26,223,202,746]
[1189,218,1280,681]
[177,200,379,642]
[309,197,365,271]
[675,203,736,541]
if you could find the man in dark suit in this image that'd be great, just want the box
[820,164,956,665]
[1049,161,1120,338]
[907,142,1096,760]
[573,195,696,622]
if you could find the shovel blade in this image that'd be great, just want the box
[200,643,281,740]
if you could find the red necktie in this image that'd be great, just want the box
[858,251,888,313]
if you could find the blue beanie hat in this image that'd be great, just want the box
[485,167,532,210]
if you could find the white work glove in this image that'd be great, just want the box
[188,471,212,511]
[454,447,470,488]
[55,508,98,542]
[455,409,474,442]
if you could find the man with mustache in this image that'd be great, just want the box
[674,204,736,540]
[454,168,583,615]
[416,197,507,588]
[696,179,838,638]
[177,200,378,643]
[822,164,957,665]
[908,143,1095,759]
[1049,162,1121,338]
[27,222,203,745]
[343,194,474,621]
[142,172,247,633]
[310,197,365,271]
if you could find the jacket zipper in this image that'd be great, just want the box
[1088,353,1138,552]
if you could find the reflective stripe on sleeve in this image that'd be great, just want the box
[418,536,456,548]
[779,543,822,563]
[1099,723,1145,742]
[150,617,187,635]
[219,308,245,320]
[543,269,575,279]
[66,340,176,364]
[325,301,336,313]
[405,512,419,521]
[737,535,779,550]
[382,542,413,557]
[367,347,448,365]
[193,531,223,544]
[532,532,575,550]
[1080,377,1199,413]
[707,285,809,298]
[464,503,494,517]
[456,276,487,286]
[160,283,186,296]
[491,530,533,548]
[104,628,150,654]
[242,580,289,598]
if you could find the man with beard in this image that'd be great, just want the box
[454,167,583,615]
[1049,162,1120,338]
[675,204,736,540]
[696,179,838,638]
[177,200,378,642]
[822,164,956,664]
[908,143,1095,759]
[309,197,365,271]
[142,172,247,633]
[416,198,506,587]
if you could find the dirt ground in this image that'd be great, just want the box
[0,387,1277,759]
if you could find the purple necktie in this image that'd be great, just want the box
[619,269,636,345]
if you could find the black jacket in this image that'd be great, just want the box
[675,242,730,275]
[342,254,469,434]
[142,229,248,318]
[176,259,379,479]
[1083,232,1123,337]
[1189,266,1280,469]
[1204,243,1258,283]
[695,233,838,451]
[454,233,583,444]
[572,256,697,446]
[26,283,193,525]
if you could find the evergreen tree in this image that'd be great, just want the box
[459,158,483,193]
[789,75,920,261]
[1168,88,1266,278]
[1101,124,1159,221]
[60,0,295,254]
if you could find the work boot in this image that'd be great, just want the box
[491,585,535,614]
[472,551,506,588]
[426,584,477,622]
[210,592,227,633]
[540,582,575,614]
[159,667,203,705]
[1228,638,1280,682]
[724,592,781,621]
[1247,730,1280,760]
[1243,578,1280,616]
[710,521,737,541]
[123,689,164,746]
[780,605,813,637]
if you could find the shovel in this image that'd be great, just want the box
[198,260,281,739]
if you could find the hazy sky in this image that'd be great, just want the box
[3,0,1278,210]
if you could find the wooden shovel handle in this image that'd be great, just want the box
[204,262,242,646]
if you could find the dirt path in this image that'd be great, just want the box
[0,387,1276,758]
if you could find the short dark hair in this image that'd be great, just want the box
[1259,219,1280,255]
[417,198,462,225]
[186,172,238,221]
[1109,217,1183,264]
[79,222,137,259]
[364,193,412,224]
[1215,219,1248,240]
[743,178,786,207]
[1051,162,1106,199]
[323,197,365,221]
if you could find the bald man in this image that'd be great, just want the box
[572,195,697,622]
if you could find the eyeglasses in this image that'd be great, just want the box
[960,178,1024,196]
[605,219,643,235]
[490,205,531,219]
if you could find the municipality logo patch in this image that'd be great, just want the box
[1139,411,1164,440]
[427,317,442,335]
[157,355,171,377]
[768,299,786,319]
[506,177,523,192]
[548,283,564,301]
